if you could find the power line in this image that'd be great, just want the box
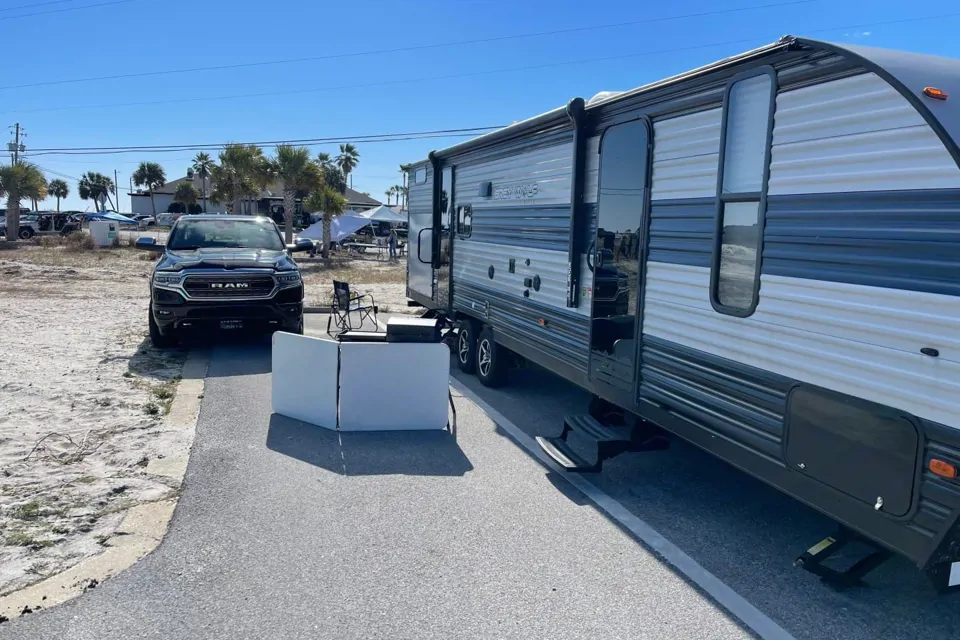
[0,0,87,13]
[0,0,139,21]
[0,0,816,90]
[7,11,958,117]
[32,164,80,181]
[26,126,502,153]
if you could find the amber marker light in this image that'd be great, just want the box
[923,87,948,100]
[929,459,957,479]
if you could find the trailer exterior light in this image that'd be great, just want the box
[929,459,957,478]
[923,87,948,100]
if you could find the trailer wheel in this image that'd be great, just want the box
[476,326,508,388]
[455,321,478,374]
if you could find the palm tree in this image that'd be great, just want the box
[78,172,116,212]
[335,143,359,194]
[47,179,69,213]
[132,162,167,216]
[384,187,394,206]
[271,145,322,243]
[399,163,412,209]
[316,152,333,167]
[173,181,200,215]
[306,185,347,259]
[215,144,264,215]
[0,162,46,240]
[191,152,216,213]
[392,184,404,209]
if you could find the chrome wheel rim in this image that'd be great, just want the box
[458,330,471,363]
[478,339,492,377]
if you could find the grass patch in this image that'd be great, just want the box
[25,561,52,576]
[75,475,97,485]
[5,532,54,549]
[151,380,177,413]
[94,534,111,547]
[144,402,160,416]
[11,500,42,521]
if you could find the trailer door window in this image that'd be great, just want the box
[712,69,775,317]
[457,205,472,238]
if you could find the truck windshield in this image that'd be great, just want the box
[167,219,284,251]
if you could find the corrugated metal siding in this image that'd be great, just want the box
[455,280,590,373]
[764,190,960,297]
[467,206,570,251]
[642,261,960,430]
[768,72,960,194]
[651,108,722,201]
[454,141,572,209]
[640,335,791,462]
[647,200,713,267]
[452,240,585,314]
[407,163,433,214]
[584,135,601,205]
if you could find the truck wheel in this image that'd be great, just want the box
[18,228,33,240]
[476,326,508,388]
[149,305,177,348]
[455,321,478,374]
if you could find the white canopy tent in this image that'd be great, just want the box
[299,214,372,244]
[352,205,406,224]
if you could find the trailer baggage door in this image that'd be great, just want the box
[407,165,436,306]
[588,119,650,399]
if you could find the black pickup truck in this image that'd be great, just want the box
[136,215,313,347]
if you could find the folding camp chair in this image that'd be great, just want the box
[327,280,379,336]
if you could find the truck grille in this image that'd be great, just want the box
[182,274,275,298]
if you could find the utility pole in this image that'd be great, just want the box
[115,169,120,212]
[7,123,25,164]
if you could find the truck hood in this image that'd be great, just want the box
[158,248,295,271]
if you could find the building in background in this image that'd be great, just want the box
[128,175,381,216]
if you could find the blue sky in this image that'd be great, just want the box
[8,0,960,211]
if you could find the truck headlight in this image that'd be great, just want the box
[154,273,183,285]
[277,273,301,284]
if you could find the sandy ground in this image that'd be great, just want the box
[0,243,414,597]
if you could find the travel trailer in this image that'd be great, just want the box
[405,36,960,591]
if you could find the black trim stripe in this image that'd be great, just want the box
[763,190,960,297]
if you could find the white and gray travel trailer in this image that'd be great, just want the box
[405,36,960,591]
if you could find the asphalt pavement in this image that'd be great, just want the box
[1,325,752,639]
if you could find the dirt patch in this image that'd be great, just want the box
[299,256,417,314]
[0,255,185,596]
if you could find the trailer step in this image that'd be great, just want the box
[535,435,601,472]
[536,414,667,473]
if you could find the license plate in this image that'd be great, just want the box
[220,320,243,330]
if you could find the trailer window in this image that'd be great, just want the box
[712,69,775,317]
[457,205,472,238]
[414,167,427,185]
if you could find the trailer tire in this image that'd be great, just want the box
[476,326,508,388]
[455,321,478,374]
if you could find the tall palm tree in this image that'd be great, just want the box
[191,152,216,213]
[384,187,394,206]
[173,181,200,214]
[306,185,347,259]
[316,152,333,167]
[47,179,69,213]
[0,162,46,240]
[271,145,321,243]
[335,143,359,194]
[132,161,167,216]
[399,163,412,209]
[392,184,404,209]
[78,172,116,212]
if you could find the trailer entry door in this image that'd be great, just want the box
[407,166,435,306]
[588,119,650,396]
[434,166,454,312]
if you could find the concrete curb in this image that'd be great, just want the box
[0,351,209,621]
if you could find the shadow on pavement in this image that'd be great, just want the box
[266,414,473,477]
[205,342,273,377]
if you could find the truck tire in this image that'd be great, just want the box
[18,228,33,240]
[475,326,508,388]
[149,305,177,348]
[455,320,478,374]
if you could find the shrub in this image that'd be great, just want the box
[64,232,96,252]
